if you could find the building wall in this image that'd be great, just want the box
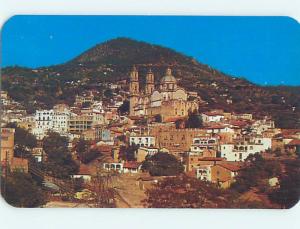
[210,165,236,188]
[151,128,206,152]
[69,114,93,134]
[220,143,266,161]
[1,128,15,164]
[129,136,156,147]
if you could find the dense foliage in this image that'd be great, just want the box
[142,152,184,176]
[1,171,47,207]
[231,153,281,193]
[43,132,79,179]
[5,122,37,149]
[185,111,203,128]
[269,159,300,208]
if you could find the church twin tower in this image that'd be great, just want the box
[129,65,155,115]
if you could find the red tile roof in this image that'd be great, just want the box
[164,117,185,123]
[199,157,223,161]
[203,111,224,116]
[78,164,92,175]
[123,161,141,169]
[218,163,243,172]
[287,139,300,146]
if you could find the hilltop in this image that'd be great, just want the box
[2,38,300,128]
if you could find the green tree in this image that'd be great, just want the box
[185,111,203,128]
[1,171,47,207]
[269,159,300,208]
[75,139,89,160]
[231,153,281,193]
[142,152,184,176]
[5,122,37,149]
[154,114,162,123]
[119,144,138,161]
[118,100,130,115]
[104,88,113,98]
[43,132,79,179]
[81,149,102,164]
[144,175,228,208]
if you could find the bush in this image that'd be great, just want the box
[142,152,184,176]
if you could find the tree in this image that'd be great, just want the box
[142,152,184,176]
[81,149,102,164]
[231,153,281,193]
[104,89,113,98]
[43,132,79,179]
[144,175,229,208]
[119,144,138,161]
[185,111,203,128]
[5,122,37,149]
[118,100,129,115]
[1,171,47,207]
[154,114,162,123]
[75,138,89,160]
[269,159,300,208]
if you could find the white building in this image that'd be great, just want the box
[190,135,219,152]
[220,138,271,161]
[32,109,70,139]
[201,111,224,123]
[252,118,275,134]
[129,136,156,147]
[196,165,212,181]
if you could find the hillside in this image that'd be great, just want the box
[2,37,300,128]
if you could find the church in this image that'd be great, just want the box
[129,66,199,121]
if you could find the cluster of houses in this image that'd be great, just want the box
[1,69,300,191]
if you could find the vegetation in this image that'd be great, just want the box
[269,159,300,208]
[144,175,264,208]
[119,144,139,161]
[1,171,47,207]
[81,149,102,164]
[142,152,184,176]
[185,111,203,128]
[5,122,37,149]
[43,132,79,179]
[231,153,281,193]
[118,100,129,115]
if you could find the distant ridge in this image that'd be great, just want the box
[2,38,300,128]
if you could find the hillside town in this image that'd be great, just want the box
[1,66,299,208]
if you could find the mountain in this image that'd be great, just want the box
[2,38,300,128]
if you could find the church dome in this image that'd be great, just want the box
[160,67,177,84]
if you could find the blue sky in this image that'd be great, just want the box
[1,15,300,85]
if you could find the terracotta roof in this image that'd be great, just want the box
[199,157,223,161]
[218,163,243,172]
[281,129,300,138]
[203,111,224,116]
[123,161,141,169]
[287,139,300,146]
[229,120,249,127]
[95,145,113,153]
[128,116,143,120]
[164,117,185,123]
[203,123,226,129]
[78,164,92,175]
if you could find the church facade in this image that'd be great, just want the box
[129,66,199,121]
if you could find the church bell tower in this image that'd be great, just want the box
[129,65,139,116]
[145,68,155,95]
